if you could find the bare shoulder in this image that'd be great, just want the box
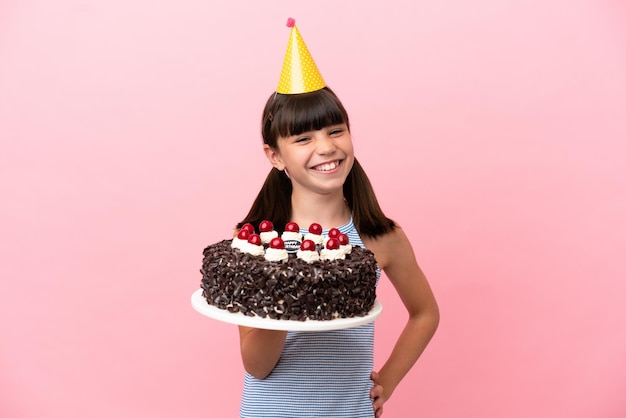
[362,224,438,318]
[361,224,416,271]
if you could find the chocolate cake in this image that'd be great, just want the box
[199,221,378,321]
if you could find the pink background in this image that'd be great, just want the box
[2,1,625,417]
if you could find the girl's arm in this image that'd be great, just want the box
[364,225,440,411]
[238,326,287,379]
[231,228,288,380]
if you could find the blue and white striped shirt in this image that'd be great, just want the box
[240,219,378,417]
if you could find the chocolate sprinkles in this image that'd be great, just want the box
[200,239,377,321]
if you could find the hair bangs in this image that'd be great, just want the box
[278,93,347,138]
[263,87,350,147]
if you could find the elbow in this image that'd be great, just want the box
[427,301,440,338]
[427,298,440,332]
[239,328,286,380]
[244,363,273,380]
[430,304,440,335]
[241,348,281,380]
[410,300,440,337]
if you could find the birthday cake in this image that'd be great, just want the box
[200,221,378,321]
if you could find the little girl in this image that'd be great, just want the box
[235,20,439,417]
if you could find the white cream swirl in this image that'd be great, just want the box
[303,233,324,245]
[231,237,246,250]
[240,242,264,257]
[260,230,279,244]
[265,247,288,262]
[340,244,352,256]
[282,231,303,242]
[297,250,320,263]
[320,248,345,261]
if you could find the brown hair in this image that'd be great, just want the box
[237,87,395,238]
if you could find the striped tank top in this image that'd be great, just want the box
[240,219,378,417]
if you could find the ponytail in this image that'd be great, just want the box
[344,159,395,238]
[236,168,292,233]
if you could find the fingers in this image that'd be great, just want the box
[375,405,384,418]
[370,383,383,400]
[370,370,384,416]
[370,383,384,417]
[371,392,384,417]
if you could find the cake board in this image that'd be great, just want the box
[191,288,382,331]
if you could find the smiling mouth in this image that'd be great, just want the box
[311,160,342,172]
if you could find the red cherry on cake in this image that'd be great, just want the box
[300,239,316,251]
[247,233,262,246]
[259,220,273,233]
[237,229,251,240]
[269,237,285,249]
[328,228,341,238]
[326,237,340,250]
[308,223,322,235]
[241,223,255,233]
[285,222,300,232]
[338,233,350,246]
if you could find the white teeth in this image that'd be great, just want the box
[314,161,339,171]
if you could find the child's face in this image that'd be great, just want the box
[265,123,354,195]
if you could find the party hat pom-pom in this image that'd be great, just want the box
[286,17,295,27]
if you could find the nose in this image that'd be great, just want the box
[315,133,336,155]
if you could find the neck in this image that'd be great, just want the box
[290,188,351,229]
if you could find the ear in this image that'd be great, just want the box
[264,144,285,171]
